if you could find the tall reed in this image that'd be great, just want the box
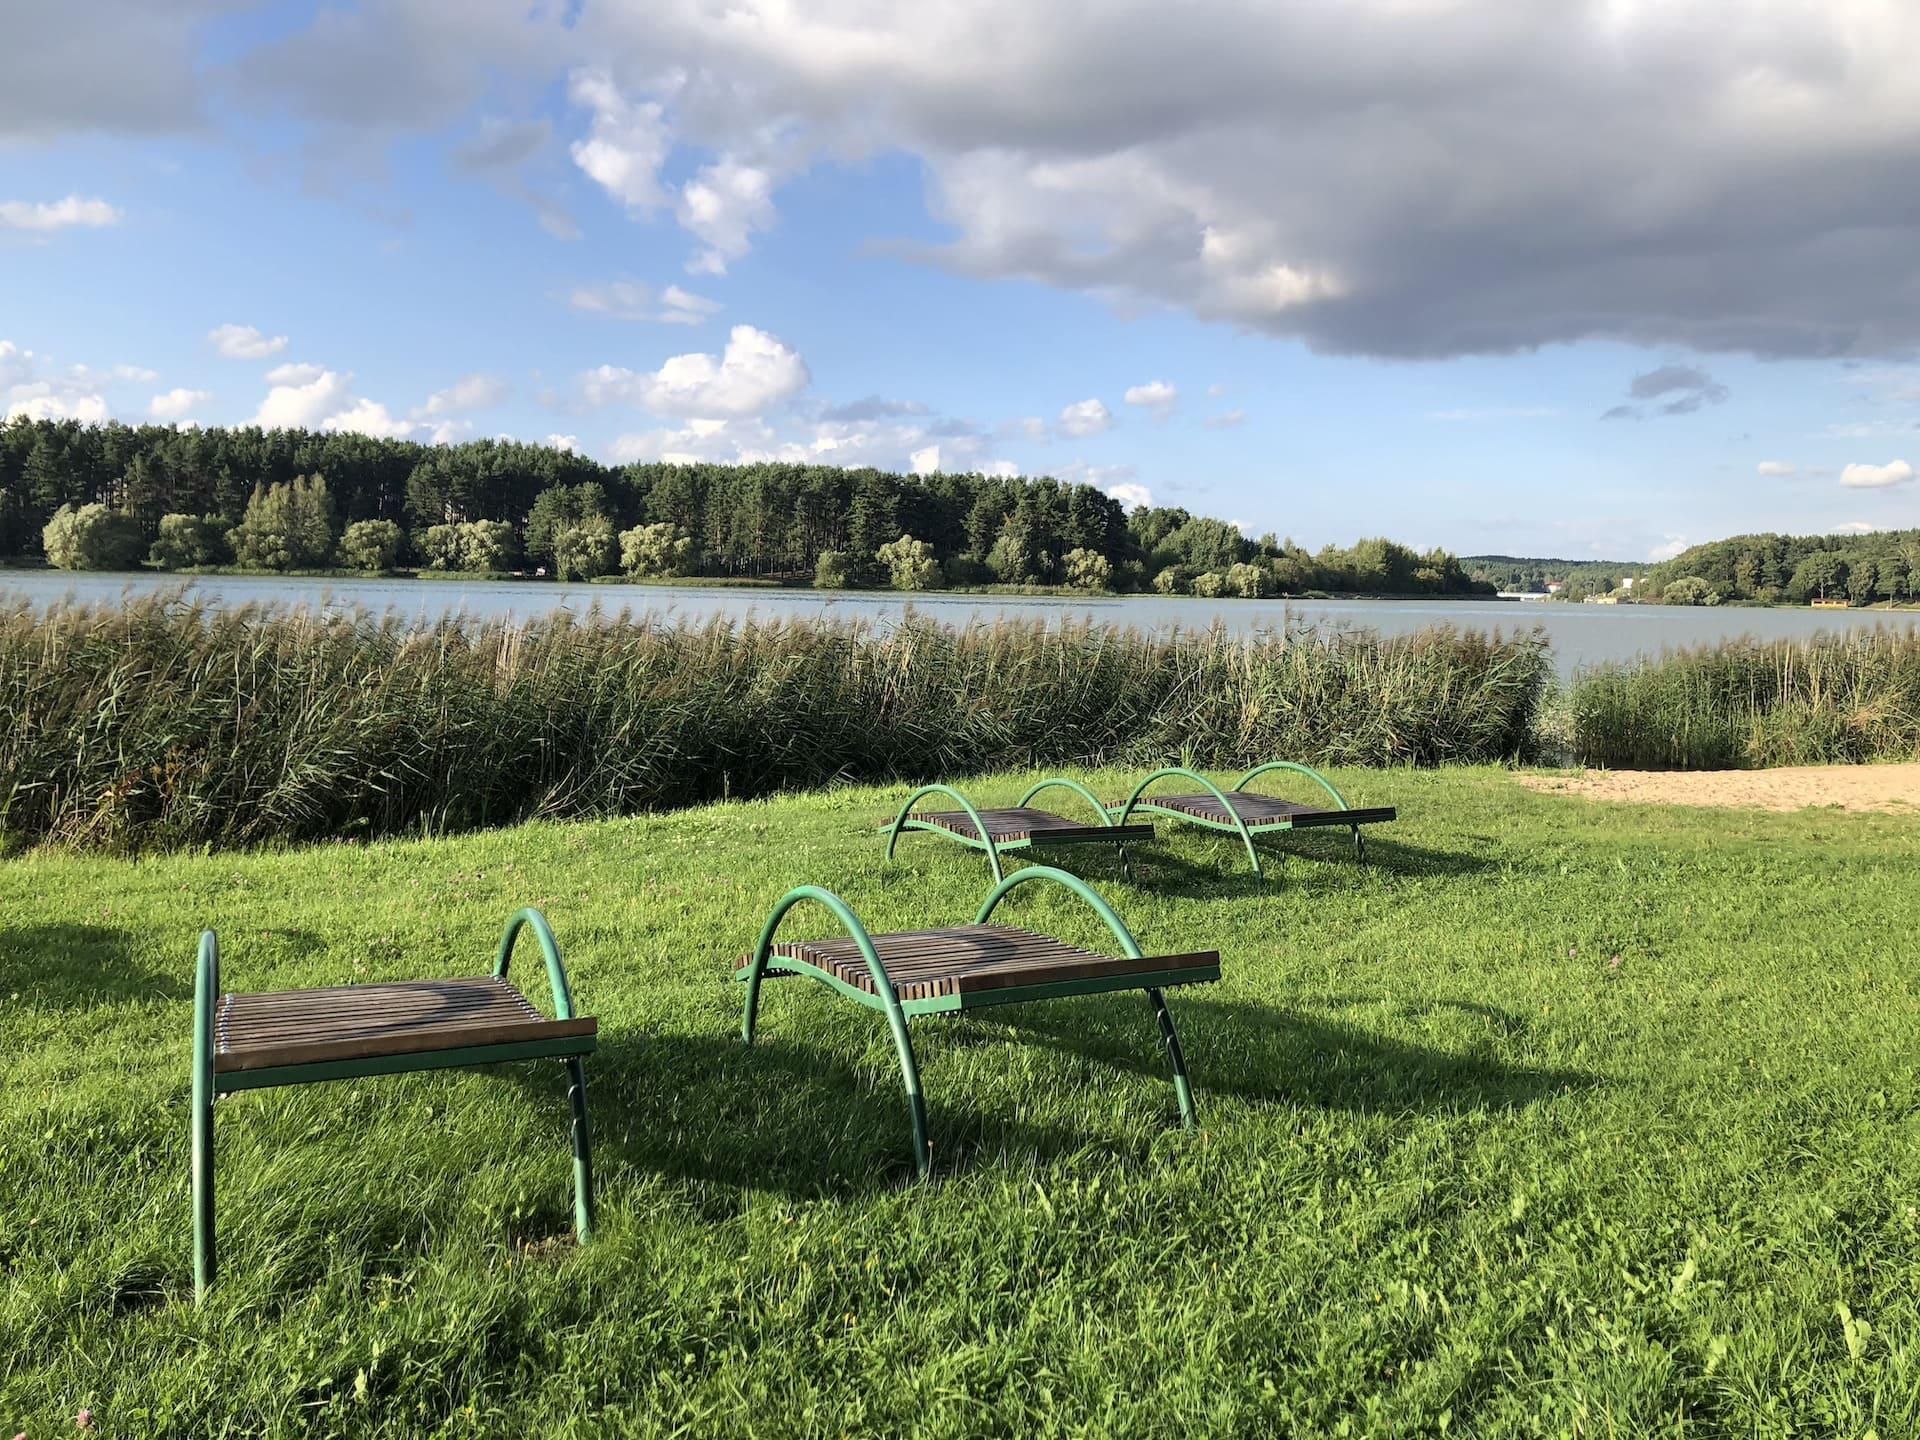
[0,594,1551,851]
[1568,629,1920,768]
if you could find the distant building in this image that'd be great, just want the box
[1620,576,1636,591]
[1544,580,1564,594]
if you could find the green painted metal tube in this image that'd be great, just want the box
[1113,766,1263,880]
[192,929,217,1304]
[494,907,578,1019]
[494,908,593,1238]
[1147,987,1198,1127]
[885,783,1004,883]
[742,884,931,1179]
[1232,759,1351,809]
[1234,760,1365,859]
[1015,777,1118,826]
[973,865,1145,960]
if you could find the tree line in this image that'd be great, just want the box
[0,417,1492,596]
[1636,528,1920,606]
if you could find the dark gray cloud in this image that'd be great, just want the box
[1602,364,1730,420]
[23,1,1920,362]
[818,396,931,422]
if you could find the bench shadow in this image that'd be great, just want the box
[510,1019,1113,1200]
[1114,834,1498,898]
[0,924,190,1007]
[953,992,1592,1113]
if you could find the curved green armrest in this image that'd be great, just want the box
[973,866,1144,961]
[1233,760,1349,810]
[1112,766,1241,827]
[886,783,1004,881]
[494,907,579,1020]
[1016,777,1118,826]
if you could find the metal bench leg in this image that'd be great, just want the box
[193,931,218,1303]
[1353,825,1365,863]
[1146,987,1197,1128]
[565,1058,595,1241]
[884,1009,932,1181]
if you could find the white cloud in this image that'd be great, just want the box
[999,415,1048,442]
[909,444,943,475]
[1123,380,1178,419]
[679,157,776,275]
[546,433,580,452]
[583,324,810,418]
[148,387,210,420]
[984,459,1020,478]
[1056,398,1112,438]
[416,373,507,418]
[1204,409,1246,429]
[0,195,121,231]
[567,69,671,214]
[566,279,721,325]
[252,368,351,428]
[2,340,110,422]
[1107,482,1153,509]
[1756,460,1798,477]
[210,324,289,360]
[1833,521,1880,535]
[265,361,325,386]
[1839,458,1914,489]
[1648,535,1691,562]
[322,398,418,440]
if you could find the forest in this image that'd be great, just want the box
[0,417,1491,597]
[1635,527,1920,605]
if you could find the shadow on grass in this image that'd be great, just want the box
[1113,834,1500,898]
[954,991,1592,1114]
[512,1019,1107,1200]
[0,923,189,1007]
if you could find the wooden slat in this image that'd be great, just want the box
[213,977,596,1074]
[1125,793,1396,828]
[911,807,1149,844]
[738,923,1219,1003]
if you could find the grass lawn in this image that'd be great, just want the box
[3,766,1917,1437]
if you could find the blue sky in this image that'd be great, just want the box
[4,1,1919,562]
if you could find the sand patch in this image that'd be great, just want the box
[1517,762,1920,813]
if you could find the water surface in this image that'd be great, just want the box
[10,569,1920,676]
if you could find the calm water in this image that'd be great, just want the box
[9,569,1920,676]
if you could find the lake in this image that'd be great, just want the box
[9,569,1920,676]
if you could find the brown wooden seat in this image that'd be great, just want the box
[908,807,1153,846]
[213,976,598,1075]
[744,923,1218,1007]
[1130,793,1398,829]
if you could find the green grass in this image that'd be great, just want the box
[4,765,1918,1437]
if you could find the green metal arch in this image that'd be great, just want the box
[1114,766,1263,880]
[1234,759,1350,810]
[741,884,930,1179]
[974,865,1144,960]
[886,782,1004,883]
[494,907,579,1020]
[192,930,218,1303]
[1015,776,1118,827]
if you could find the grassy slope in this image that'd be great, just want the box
[3,767,1917,1438]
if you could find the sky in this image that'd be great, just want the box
[4,1,1920,564]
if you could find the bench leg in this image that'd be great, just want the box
[884,1011,932,1181]
[1353,825,1365,863]
[1146,988,1197,1128]
[192,1078,214,1302]
[565,1058,595,1242]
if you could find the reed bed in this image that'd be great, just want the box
[0,594,1549,852]
[1568,628,1920,768]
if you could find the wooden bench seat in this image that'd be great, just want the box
[907,807,1153,846]
[1120,793,1397,829]
[748,922,1217,1008]
[214,976,598,1075]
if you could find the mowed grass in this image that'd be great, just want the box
[3,766,1918,1437]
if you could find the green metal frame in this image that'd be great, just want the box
[190,906,594,1306]
[886,778,1140,881]
[738,867,1203,1179]
[1110,761,1369,879]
